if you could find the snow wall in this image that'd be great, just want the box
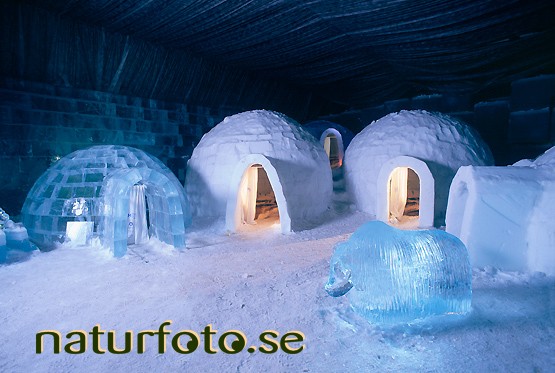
[344,110,493,227]
[22,145,190,257]
[186,110,333,233]
[446,150,555,275]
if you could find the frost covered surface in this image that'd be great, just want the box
[446,145,555,275]
[326,221,471,324]
[21,145,190,256]
[344,110,493,226]
[186,110,332,232]
[0,210,554,372]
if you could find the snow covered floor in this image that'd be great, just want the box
[1,210,554,372]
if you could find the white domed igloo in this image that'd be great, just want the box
[344,110,493,227]
[186,110,332,233]
[22,145,190,257]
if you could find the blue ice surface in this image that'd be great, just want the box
[325,221,472,324]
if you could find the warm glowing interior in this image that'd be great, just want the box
[388,167,420,226]
[324,134,341,168]
[238,164,280,229]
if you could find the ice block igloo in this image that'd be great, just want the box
[186,110,332,233]
[22,145,191,257]
[344,110,493,228]
[446,146,555,275]
[325,221,472,324]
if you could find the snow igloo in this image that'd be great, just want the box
[446,146,555,275]
[344,110,493,228]
[186,110,332,233]
[22,145,190,257]
[302,120,354,169]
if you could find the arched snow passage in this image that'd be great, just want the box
[225,155,291,234]
[377,156,434,228]
[320,128,344,168]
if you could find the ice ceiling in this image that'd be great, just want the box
[27,0,555,108]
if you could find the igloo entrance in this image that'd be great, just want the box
[127,183,149,245]
[324,134,340,168]
[377,156,434,228]
[387,167,421,225]
[226,154,291,234]
[321,128,344,169]
[100,170,188,256]
[237,164,280,229]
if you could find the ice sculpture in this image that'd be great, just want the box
[3,220,33,252]
[325,221,472,324]
[1,207,35,263]
[0,207,9,229]
[22,145,191,257]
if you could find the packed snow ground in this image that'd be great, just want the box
[1,206,554,372]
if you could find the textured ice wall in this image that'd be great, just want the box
[22,145,190,256]
[446,148,555,275]
[186,110,332,232]
[326,221,472,324]
[344,110,493,226]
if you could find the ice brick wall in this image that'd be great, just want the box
[0,77,235,215]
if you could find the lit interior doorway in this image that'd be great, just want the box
[238,164,280,230]
[127,183,150,245]
[324,134,341,169]
[388,167,420,227]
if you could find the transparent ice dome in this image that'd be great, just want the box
[22,145,190,256]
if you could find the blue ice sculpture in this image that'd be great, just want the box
[0,207,9,229]
[1,207,36,263]
[325,221,472,324]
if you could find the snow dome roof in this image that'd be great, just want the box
[344,110,494,226]
[533,146,555,168]
[186,110,332,232]
[346,110,493,166]
[22,145,190,256]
